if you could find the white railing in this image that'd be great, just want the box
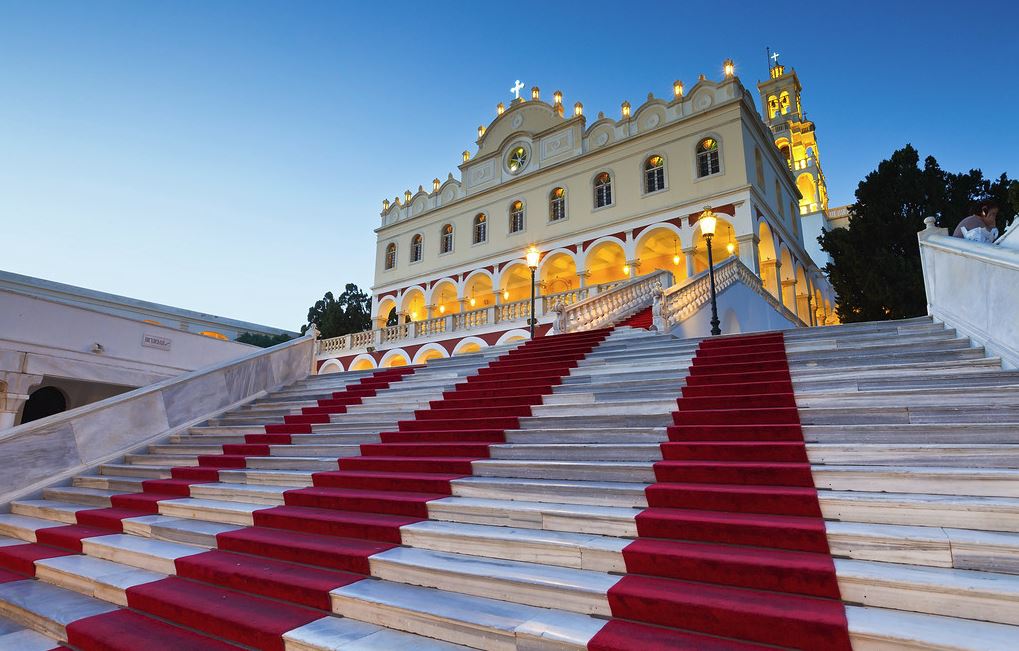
[552,270,674,333]
[919,217,1019,368]
[657,257,803,331]
[317,281,627,355]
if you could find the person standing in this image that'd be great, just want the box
[953,201,1000,241]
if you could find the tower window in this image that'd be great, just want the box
[473,214,487,244]
[509,201,525,233]
[594,172,613,208]
[779,91,791,115]
[696,138,720,178]
[549,187,566,221]
[410,234,422,262]
[440,224,454,253]
[644,155,665,193]
[384,243,397,270]
[754,148,765,188]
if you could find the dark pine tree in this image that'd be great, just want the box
[302,284,373,338]
[820,145,1013,323]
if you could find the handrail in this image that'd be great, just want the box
[1,332,316,505]
[552,270,674,333]
[659,258,804,329]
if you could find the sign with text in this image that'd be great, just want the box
[142,333,172,351]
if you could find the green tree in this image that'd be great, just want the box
[302,284,373,338]
[236,332,294,348]
[820,145,1013,323]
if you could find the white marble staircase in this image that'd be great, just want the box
[0,319,1017,649]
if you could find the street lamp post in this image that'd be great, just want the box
[526,246,540,339]
[700,208,722,336]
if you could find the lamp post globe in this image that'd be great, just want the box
[699,208,722,336]
[526,246,540,339]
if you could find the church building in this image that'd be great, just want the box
[318,58,839,372]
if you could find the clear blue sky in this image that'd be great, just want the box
[2,1,1016,330]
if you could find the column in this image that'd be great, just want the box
[626,260,640,279]
[796,292,810,323]
[760,260,779,299]
[373,315,388,329]
[682,246,697,279]
[736,234,760,275]
[781,279,797,314]
[0,364,42,430]
[424,304,436,320]
[576,270,590,289]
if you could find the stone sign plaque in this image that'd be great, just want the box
[142,333,172,351]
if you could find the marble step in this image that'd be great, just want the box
[147,443,362,457]
[98,464,170,479]
[529,399,677,417]
[0,579,118,641]
[0,612,59,651]
[804,423,1019,445]
[836,558,1019,626]
[428,496,640,537]
[124,454,340,471]
[471,460,655,483]
[329,577,605,651]
[796,369,1019,395]
[845,605,1019,651]
[795,388,1019,408]
[369,546,617,616]
[517,414,673,429]
[800,404,1019,426]
[503,427,668,444]
[483,443,1019,468]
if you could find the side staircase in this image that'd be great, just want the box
[0,318,1017,649]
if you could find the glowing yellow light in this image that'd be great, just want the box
[574,102,583,117]
[622,265,630,275]
[673,255,680,265]
[432,178,440,192]
[525,245,540,269]
[726,241,736,255]
[470,297,476,307]
[673,80,684,98]
[411,311,417,320]
[497,102,505,115]
[503,289,510,300]
[462,150,470,162]
[553,90,562,105]
[621,101,631,118]
[699,208,717,236]
[723,59,735,78]
[531,86,540,100]
[439,305,446,314]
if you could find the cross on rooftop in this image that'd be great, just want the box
[510,80,524,100]
[771,51,781,65]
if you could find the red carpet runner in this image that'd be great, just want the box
[589,331,852,651]
[618,307,652,330]
[25,330,610,649]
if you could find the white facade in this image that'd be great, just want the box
[0,289,260,429]
[0,269,298,341]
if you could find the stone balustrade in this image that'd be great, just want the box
[0,333,316,505]
[316,281,623,359]
[919,218,1019,368]
[554,270,674,333]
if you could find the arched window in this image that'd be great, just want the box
[696,138,720,178]
[384,243,397,269]
[594,172,612,208]
[410,234,423,262]
[440,224,454,253]
[473,214,487,244]
[775,180,784,219]
[779,91,791,115]
[754,148,765,188]
[767,95,780,119]
[644,155,665,193]
[509,200,525,233]
[549,187,566,221]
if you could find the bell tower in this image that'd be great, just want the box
[757,54,828,218]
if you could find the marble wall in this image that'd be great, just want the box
[920,226,1019,369]
[0,335,315,505]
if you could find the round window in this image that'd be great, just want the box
[507,146,528,173]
